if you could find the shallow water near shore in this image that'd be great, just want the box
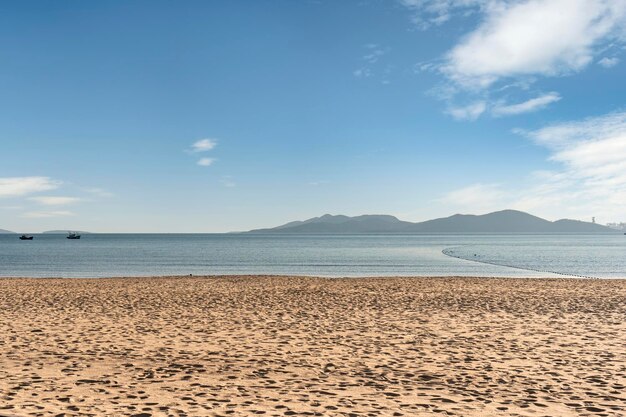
[1,233,625,278]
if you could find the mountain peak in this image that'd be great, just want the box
[247,210,617,234]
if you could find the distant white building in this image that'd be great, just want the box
[607,222,626,231]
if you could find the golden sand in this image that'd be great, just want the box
[1,276,625,417]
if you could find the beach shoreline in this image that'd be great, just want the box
[1,276,625,416]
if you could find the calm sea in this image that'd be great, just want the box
[0,234,624,278]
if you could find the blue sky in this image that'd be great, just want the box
[1,0,625,232]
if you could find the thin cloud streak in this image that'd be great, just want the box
[0,177,61,198]
[29,196,82,206]
[82,187,114,198]
[21,210,75,218]
[438,183,506,213]
[492,92,561,116]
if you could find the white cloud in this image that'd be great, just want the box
[526,112,626,186]
[189,138,219,165]
[447,101,486,120]
[0,177,60,198]
[535,110,626,221]
[29,196,82,206]
[197,157,216,166]
[404,1,626,119]
[492,92,561,116]
[440,111,626,222]
[21,210,75,218]
[598,56,620,67]
[439,183,506,212]
[442,0,626,88]
[526,111,626,148]
[191,139,217,152]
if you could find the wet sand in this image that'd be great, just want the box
[1,276,625,417]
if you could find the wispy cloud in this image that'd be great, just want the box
[362,45,387,64]
[598,56,620,67]
[439,110,626,222]
[308,180,330,186]
[353,68,372,78]
[29,196,82,206]
[526,112,626,187]
[446,101,486,120]
[21,210,75,218]
[523,111,626,148]
[399,0,483,29]
[492,92,561,116]
[438,183,506,212]
[82,187,114,198]
[197,157,216,167]
[353,44,389,81]
[191,139,217,152]
[0,177,61,198]
[220,176,236,187]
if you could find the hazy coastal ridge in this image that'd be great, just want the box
[41,230,91,235]
[248,210,616,234]
[3,209,618,236]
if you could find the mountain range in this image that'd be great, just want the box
[0,229,15,234]
[247,210,617,234]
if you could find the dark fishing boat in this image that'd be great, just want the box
[19,235,33,240]
[66,232,81,240]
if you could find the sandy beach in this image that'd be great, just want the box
[0,276,624,417]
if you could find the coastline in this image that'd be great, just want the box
[1,276,625,416]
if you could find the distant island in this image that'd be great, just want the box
[247,210,618,234]
[0,229,91,234]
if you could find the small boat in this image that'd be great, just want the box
[66,231,81,240]
[19,235,33,240]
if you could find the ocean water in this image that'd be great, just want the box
[0,234,624,278]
